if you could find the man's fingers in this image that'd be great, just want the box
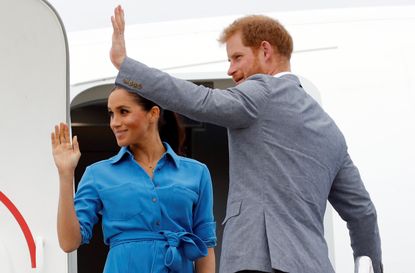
[111,15,117,32]
[115,5,124,35]
[111,15,118,33]
[119,6,125,33]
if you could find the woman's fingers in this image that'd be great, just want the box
[73,135,80,154]
[53,124,60,144]
[58,123,65,144]
[51,132,56,148]
[51,123,81,172]
[64,123,70,144]
[52,124,59,145]
[53,123,72,145]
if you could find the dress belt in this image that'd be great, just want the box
[110,230,208,272]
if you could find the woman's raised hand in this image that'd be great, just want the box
[51,123,81,175]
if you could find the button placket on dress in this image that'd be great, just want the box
[151,156,166,230]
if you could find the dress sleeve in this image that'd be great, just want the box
[328,152,383,273]
[74,166,102,244]
[116,57,270,129]
[192,165,217,248]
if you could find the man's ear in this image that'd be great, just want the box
[260,40,274,61]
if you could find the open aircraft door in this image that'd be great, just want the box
[0,0,69,272]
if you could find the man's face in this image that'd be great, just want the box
[226,32,264,85]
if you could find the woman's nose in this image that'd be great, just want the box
[110,114,121,128]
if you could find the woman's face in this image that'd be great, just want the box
[107,88,157,147]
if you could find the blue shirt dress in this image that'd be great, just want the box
[74,143,217,273]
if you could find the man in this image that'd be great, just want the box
[110,5,383,273]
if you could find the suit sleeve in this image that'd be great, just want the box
[115,57,270,129]
[328,152,383,273]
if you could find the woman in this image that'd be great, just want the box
[51,86,216,273]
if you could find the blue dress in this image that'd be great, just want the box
[74,143,217,273]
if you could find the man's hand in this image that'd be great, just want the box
[110,5,127,70]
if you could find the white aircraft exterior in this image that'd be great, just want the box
[1,0,414,273]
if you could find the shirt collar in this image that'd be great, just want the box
[109,142,180,168]
[162,142,180,169]
[273,71,302,86]
[273,71,295,78]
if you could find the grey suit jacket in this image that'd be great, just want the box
[116,57,382,273]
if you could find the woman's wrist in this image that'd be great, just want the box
[58,170,75,181]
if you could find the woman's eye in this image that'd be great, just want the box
[108,111,113,117]
[120,109,129,114]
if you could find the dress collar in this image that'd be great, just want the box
[109,142,180,168]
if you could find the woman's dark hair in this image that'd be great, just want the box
[111,86,186,155]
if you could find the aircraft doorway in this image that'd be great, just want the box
[70,80,233,273]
